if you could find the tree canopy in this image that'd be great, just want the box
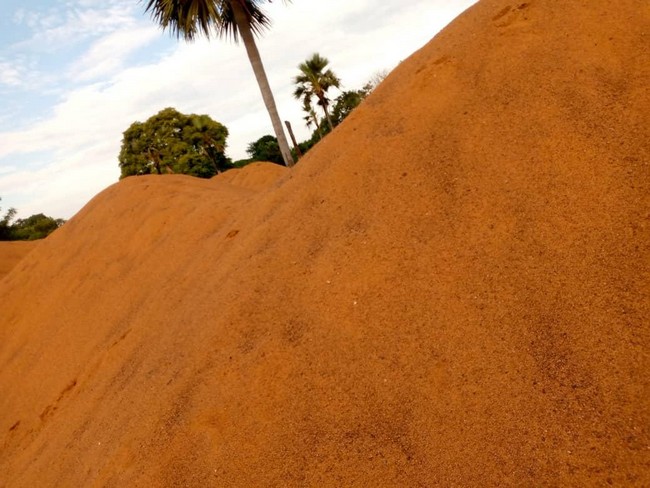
[9,214,65,241]
[118,107,232,179]
[293,53,341,131]
[246,135,284,165]
[296,68,389,151]
[0,199,65,241]
[144,0,295,167]
[330,90,365,126]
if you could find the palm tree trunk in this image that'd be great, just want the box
[324,109,334,131]
[231,1,294,168]
[318,95,334,131]
[311,112,323,140]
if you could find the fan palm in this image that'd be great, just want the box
[144,0,295,167]
[293,53,340,131]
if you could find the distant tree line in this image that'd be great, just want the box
[120,7,387,176]
[144,0,295,167]
[134,2,389,174]
[0,198,64,241]
[236,56,387,167]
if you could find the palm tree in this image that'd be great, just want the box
[293,53,341,131]
[301,97,322,140]
[144,0,295,167]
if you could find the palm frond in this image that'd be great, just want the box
[293,84,311,100]
[215,0,272,41]
[144,0,220,40]
[143,0,277,42]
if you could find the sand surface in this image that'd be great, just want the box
[1,0,649,486]
[0,242,38,280]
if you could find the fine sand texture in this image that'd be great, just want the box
[0,242,37,280]
[1,0,648,486]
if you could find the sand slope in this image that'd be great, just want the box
[0,242,38,280]
[1,0,649,486]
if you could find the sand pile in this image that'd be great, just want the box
[0,242,37,280]
[1,0,648,485]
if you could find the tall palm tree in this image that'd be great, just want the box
[144,0,295,167]
[293,53,340,131]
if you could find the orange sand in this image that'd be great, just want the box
[0,242,37,280]
[1,0,649,486]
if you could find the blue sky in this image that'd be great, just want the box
[0,0,476,219]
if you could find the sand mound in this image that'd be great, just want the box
[215,161,288,191]
[1,0,648,485]
[0,241,38,280]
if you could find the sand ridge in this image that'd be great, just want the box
[1,0,649,485]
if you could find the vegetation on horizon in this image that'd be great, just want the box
[236,66,388,167]
[245,134,284,166]
[144,0,295,167]
[0,198,65,241]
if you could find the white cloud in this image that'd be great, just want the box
[67,25,160,82]
[12,8,61,31]
[0,140,119,219]
[12,0,139,51]
[12,8,25,25]
[0,60,24,87]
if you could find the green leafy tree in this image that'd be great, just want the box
[118,107,232,179]
[144,0,295,167]
[10,214,65,241]
[246,134,284,165]
[331,90,365,126]
[0,199,65,241]
[293,53,341,131]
